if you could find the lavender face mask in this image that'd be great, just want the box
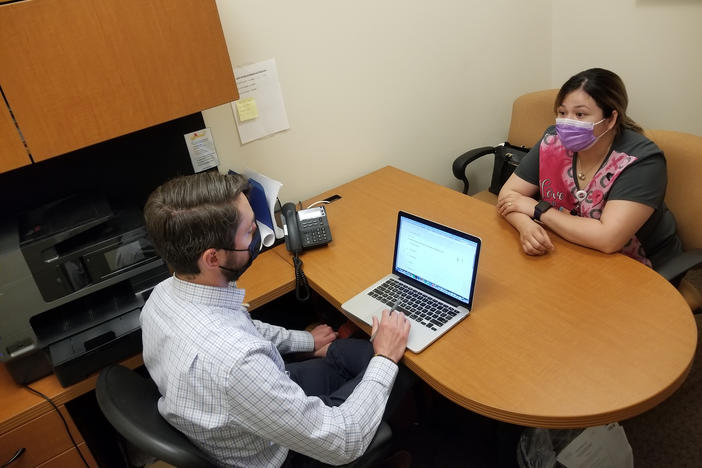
[555,118,608,152]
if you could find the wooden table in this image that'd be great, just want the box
[274,166,697,428]
[0,249,294,465]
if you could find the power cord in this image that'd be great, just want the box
[293,253,310,302]
[305,200,330,209]
[23,385,90,468]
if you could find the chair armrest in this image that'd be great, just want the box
[655,249,702,282]
[452,146,496,194]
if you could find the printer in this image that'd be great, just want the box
[0,195,168,387]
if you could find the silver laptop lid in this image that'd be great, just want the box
[392,211,481,309]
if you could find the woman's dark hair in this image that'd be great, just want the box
[143,171,250,275]
[555,68,643,136]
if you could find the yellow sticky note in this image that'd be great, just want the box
[236,97,259,122]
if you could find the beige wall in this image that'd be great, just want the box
[205,0,551,202]
[205,0,701,203]
[551,0,702,135]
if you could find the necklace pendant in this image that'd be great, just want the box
[577,172,586,181]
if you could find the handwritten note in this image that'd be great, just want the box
[235,97,259,122]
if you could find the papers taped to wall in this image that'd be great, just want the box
[232,58,290,144]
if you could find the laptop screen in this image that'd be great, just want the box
[393,211,481,307]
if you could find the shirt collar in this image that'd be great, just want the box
[171,274,246,309]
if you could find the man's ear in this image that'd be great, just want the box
[200,248,221,270]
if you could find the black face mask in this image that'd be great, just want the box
[219,228,262,282]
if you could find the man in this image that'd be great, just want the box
[141,171,410,467]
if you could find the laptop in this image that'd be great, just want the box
[342,211,481,353]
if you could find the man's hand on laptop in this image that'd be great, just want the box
[310,324,338,358]
[371,309,411,363]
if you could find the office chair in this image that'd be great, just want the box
[96,365,216,468]
[644,129,702,311]
[452,89,558,204]
[96,365,394,468]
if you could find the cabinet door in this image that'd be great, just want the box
[0,99,30,172]
[0,405,96,468]
[0,0,238,162]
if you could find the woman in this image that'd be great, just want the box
[496,68,681,268]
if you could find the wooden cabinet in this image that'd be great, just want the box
[0,100,30,173]
[1,357,148,468]
[0,0,237,164]
[0,405,97,468]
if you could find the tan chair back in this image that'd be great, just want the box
[471,89,558,205]
[507,89,559,148]
[645,129,702,251]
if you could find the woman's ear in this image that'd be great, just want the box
[607,109,619,132]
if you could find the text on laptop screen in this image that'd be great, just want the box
[394,216,479,304]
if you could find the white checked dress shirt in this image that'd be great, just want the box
[141,276,398,467]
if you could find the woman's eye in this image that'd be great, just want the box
[575,112,584,118]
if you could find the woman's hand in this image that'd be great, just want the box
[517,220,554,255]
[497,174,552,255]
[497,192,537,218]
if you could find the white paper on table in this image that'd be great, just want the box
[184,128,219,172]
[556,423,633,468]
[232,58,290,144]
[245,168,284,239]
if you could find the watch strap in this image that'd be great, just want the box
[533,201,552,221]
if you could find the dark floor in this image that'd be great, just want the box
[383,381,523,468]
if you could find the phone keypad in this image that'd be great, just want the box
[301,218,330,246]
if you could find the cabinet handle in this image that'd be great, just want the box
[1,448,26,467]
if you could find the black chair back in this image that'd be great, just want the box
[96,365,216,468]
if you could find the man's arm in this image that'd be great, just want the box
[226,345,397,465]
[235,309,409,465]
[252,319,314,354]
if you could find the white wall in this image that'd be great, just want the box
[551,0,702,135]
[204,0,702,204]
[205,0,551,202]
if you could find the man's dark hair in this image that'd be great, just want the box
[144,171,250,275]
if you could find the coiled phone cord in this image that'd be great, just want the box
[293,253,310,302]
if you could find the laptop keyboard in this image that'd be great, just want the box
[367,278,459,331]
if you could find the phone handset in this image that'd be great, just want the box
[281,202,309,301]
[281,202,303,254]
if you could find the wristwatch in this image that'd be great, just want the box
[533,200,552,221]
